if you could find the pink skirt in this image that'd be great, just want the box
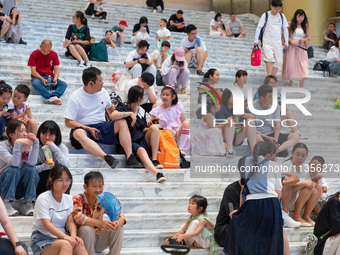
[282,40,309,79]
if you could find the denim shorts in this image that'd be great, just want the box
[31,230,57,255]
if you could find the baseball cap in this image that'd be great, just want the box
[119,20,128,27]
[174,47,185,62]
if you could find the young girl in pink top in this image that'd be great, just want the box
[149,86,190,154]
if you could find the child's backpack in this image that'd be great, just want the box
[158,130,180,169]
[259,12,284,47]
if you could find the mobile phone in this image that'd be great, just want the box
[7,109,15,113]
[187,46,195,50]
[94,131,100,139]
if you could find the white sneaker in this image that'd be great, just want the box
[5,202,19,216]
[162,10,166,14]
[78,60,86,67]
[152,9,157,13]
[46,96,62,105]
[100,19,108,23]
[23,201,34,216]
[284,215,302,228]
[91,14,95,19]
[226,149,235,158]
[85,61,92,67]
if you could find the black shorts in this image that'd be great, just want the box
[268,133,289,145]
[233,33,241,38]
[70,121,119,150]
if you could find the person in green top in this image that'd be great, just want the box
[111,20,128,47]
[165,195,215,249]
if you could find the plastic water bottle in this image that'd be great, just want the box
[47,75,53,94]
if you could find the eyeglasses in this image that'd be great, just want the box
[57,178,71,185]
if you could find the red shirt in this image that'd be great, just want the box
[27,49,60,78]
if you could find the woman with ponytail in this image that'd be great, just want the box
[224,141,284,255]
[63,11,91,67]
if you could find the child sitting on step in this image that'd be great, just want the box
[165,195,215,249]
[149,85,190,155]
[9,84,38,135]
[0,82,14,138]
[191,99,228,156]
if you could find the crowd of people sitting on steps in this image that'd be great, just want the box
[0,0,339,254]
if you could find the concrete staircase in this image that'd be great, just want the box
[0,0,340,254]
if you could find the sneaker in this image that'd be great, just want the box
[91,14,95,19]
[0,38,5,43]
[126,154,143,168]
[152,9,157,13]
[46,96,62,105]
[4,202,19,216]
[197,70,204,76]
[104,154,119,168]
[23,201,34,216]
[78,60,86,67]
[85,61,92,67]
[19,38,27,45]
[100,19,108,23]
[277,150,289,157]
[7,38,14,43]
[162,10,166,14]
[152,159,163,169]
[283,215,302,228]
[156,172,166,183]
[226,149,235,158]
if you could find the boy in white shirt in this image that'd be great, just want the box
[254,0,288,76]
[155,19,171,50]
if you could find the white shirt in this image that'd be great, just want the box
[126,50,150,62]
[32,191,73,238]
[64,87,111,125]
[327,46,340,62]
[180,36,207,52]
[123,78,155,105]
[93,2,103,12]
[210,19,222,33]
[161,56,188,76]
[156,27,171,38]
[257,11,288,43]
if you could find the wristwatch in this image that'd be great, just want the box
[13,241,21,248]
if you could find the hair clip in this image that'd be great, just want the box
[165,84,176,90]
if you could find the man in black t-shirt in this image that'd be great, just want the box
[167,10,185,32]
[0,3,10,41]
[214,181,241,247]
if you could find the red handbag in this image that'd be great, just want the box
[251,45,261,66]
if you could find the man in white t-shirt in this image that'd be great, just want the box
[123,72,157,112]
[64,67,143,169]
[180,24,208,76]
[125,40,157,86]
[254,0,289,76]
[227,13,246,38]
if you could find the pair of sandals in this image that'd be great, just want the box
[161,238,190,254]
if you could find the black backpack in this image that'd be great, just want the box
[259,12,284,47]
[313,60,331,77]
